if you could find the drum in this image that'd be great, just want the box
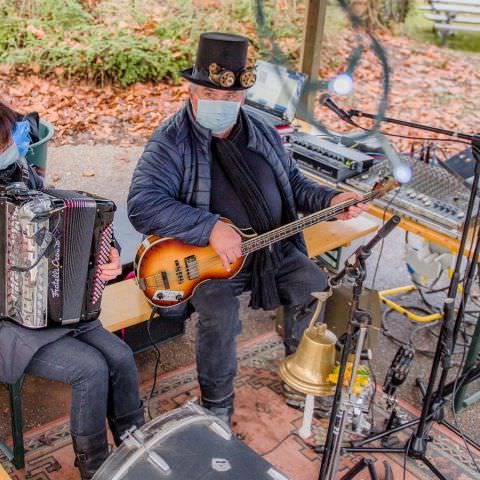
[93,403,289,479]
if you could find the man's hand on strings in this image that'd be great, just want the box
[209,220,243,272]
[331,192,368,220]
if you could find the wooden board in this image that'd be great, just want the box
[98,217,378,333]
[0,464,10,480]
[305,216,378,257]
[434,22,480,30]
[100,278,152,332]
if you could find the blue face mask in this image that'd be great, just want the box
[0,142,20,171]
[195,99,241,135]
[12,121,31,158]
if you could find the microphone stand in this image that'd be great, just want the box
[318,216,400,480]
[330,106,480,479]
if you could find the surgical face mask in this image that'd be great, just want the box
[195,98,241,135]
[0,142,19,171]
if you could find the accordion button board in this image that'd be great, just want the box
[345,157,471,238]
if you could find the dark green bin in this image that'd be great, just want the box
[25,119,55,176]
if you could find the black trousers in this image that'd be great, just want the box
[190,241,327,411]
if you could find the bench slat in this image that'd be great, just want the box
[425,12,480,21]
[426,3,480,13]
[100,278,152,332]
[434,21,480,30]
[428,0,480,5]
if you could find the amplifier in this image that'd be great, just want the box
[287,132,374,181]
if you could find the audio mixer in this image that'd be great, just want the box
[345,157,471,238]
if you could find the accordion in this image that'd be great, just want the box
[0,184,116,329]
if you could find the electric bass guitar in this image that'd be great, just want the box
[134,178,398,307]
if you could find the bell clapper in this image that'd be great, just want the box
[299,394,315,439]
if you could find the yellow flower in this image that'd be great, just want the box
[327,362,370,394]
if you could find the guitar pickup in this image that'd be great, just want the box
[185,255,199,280]
[174,260,184,284]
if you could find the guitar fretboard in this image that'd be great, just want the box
[240,189,381,256]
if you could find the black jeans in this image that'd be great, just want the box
[190,241,327,411]
[25,324,141,437]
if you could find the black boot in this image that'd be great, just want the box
[108,402,145,446]
[71,429,109,479]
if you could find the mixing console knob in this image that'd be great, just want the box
[424,200,432,207]
[457,211,465,219]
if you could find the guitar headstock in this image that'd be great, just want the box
[371,177,400,196]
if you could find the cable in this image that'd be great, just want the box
[403,436,413,480]
[346,116,472,146]
[260,432,296,457]
[370,190,400,290]
[146,308,162,421]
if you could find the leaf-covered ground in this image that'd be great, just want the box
[1,28,479,155]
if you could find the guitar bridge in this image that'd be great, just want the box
[185,255,199,280]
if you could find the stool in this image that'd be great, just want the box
[0,377,25,469]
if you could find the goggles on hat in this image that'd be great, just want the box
[208,63,257,89]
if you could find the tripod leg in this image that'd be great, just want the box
[421,456,449,480]
[340,458,381,480]
[366,459,380,480]
[340,458,369,480]
[384,461,393,480]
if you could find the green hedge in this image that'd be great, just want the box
[0,0,303,86]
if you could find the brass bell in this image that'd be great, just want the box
[279,292,337,397]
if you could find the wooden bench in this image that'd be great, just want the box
[0,463,11,480]
[421,0,480,44]
[305,215,378,268]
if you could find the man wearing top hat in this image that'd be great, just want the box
[128,32,367,425]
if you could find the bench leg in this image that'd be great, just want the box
[9,377,25,469]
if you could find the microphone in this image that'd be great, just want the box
[362,215,401,253]
[377,135,412,184]
[330,215,400,287]
[320,95,412,184]
[319,94,355,126]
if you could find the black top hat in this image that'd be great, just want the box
[181,32,256,91]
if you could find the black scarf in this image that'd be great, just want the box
[211,132,288,310]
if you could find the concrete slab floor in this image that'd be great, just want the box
[1,144,479,457]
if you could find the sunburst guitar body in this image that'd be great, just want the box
[134,178,398,308]
[135,220,256,308]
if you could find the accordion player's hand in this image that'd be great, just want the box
[99,247,122,282]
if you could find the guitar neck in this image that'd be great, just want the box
[240,189,380,256]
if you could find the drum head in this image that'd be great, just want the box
[93,403,289,480]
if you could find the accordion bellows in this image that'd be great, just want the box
[0,185,116,329]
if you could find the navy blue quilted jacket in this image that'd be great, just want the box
[127,103,339,251]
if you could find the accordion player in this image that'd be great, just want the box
[0,182,116,329]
